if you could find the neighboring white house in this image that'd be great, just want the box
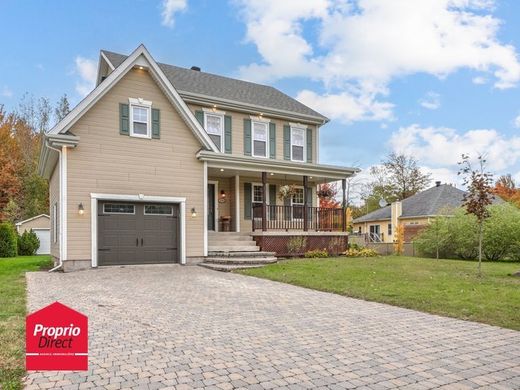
[15,214,50,255]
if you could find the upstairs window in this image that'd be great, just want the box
[204,113,224,151]
[129,98,152,138]
[291,127,305,162]
[252,121,268,158]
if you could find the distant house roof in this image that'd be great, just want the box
[353,184,468,223]
[15,214,50,226]
[101,50,328,122]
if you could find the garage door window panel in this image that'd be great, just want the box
[144,204,173,215]
[103,204,135,214]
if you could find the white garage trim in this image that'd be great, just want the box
[90,193,187,267]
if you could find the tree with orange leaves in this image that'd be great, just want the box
[494,174,520,208]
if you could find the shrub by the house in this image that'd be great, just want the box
[18,229,40,256]
[304,249,329,258]
[0,222,18,257]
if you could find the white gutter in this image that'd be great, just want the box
[45,141,68,272]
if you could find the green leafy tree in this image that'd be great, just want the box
[17,229,40,256]
[0,222,17,257]
[483,204,520,261]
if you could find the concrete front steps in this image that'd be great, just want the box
[201,232,278,272]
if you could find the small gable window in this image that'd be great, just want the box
[204,112,224,151]
[129,98,152,139]
[290,127,305,162]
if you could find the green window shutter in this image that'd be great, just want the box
[306,128,312,163]
[283,125,291,160]
[195,110,204,127]
[151,108,160,139]
[305,186,313,205]
[244,119,252,156]
[306,129,312,162]
[224,115,232,154]
[269,184,277,221]
[119,103,129,135]
[269,123,276,159]
[244,182,252,220]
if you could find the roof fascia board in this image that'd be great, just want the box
[197,151,358,179]
[180,92,329,125]
[96,51,116,86]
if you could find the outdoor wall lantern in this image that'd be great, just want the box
[78,203,84,215]
[220,190,226,199]
[191,208,197,218]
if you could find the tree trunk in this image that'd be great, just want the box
[478,222,483,277]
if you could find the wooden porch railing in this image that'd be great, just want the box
[252,204,345,232]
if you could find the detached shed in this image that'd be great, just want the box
[16,214,50,255]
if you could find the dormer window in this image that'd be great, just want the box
[204,112,224,151]
[291,127,305,162]
[129,98,152,139]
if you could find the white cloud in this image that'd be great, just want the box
[472,76,487,85]
[1,86,13,98]
[389,124,520,172]
[234,0,520,124]
[297,89,394,123]
[161,0,187,28]
[419,91,441,110]
[74,56,97,97]
[514,114,520,128]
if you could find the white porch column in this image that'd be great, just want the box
[235,174,240,232]
[203,161,208,257]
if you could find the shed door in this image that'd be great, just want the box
[34,229,50,255]
[98,202,179,266]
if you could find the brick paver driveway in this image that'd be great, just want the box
[25,265,519,390]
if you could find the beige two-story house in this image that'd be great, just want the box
[39,45,358,271]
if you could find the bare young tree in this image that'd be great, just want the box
[54,94,71,122]
[458,154,494,276]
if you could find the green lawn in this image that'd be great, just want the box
[239,256,520,330]
[0,256,52,390]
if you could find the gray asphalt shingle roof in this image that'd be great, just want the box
[353,184,468,223]
[101,50,327,121]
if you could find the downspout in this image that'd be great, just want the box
[46,141,65,272]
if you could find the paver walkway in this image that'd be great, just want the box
[25,265,520,389]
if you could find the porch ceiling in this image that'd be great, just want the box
[199,151,359,182]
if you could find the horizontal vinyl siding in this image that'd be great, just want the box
[188,104,318,163]
[67,68,205,261]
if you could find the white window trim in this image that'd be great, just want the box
[290,126,306,162]
[129,97,152,139]
[291,186,305,221]
[252,183,268,221]
[252,120,269,158]
[203,111,224,152]
[90,193,187,267]
[249,115,270,123]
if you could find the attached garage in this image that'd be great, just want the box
[97,201,180,266]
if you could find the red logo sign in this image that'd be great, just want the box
[26,301,88,371]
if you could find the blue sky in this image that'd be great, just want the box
[2,0,520,191]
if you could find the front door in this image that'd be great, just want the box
[369,225,381,242]
[208,183,215,231]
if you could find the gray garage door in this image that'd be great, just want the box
[98,202,179,266]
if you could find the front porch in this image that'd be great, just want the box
[200,151,358,257]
